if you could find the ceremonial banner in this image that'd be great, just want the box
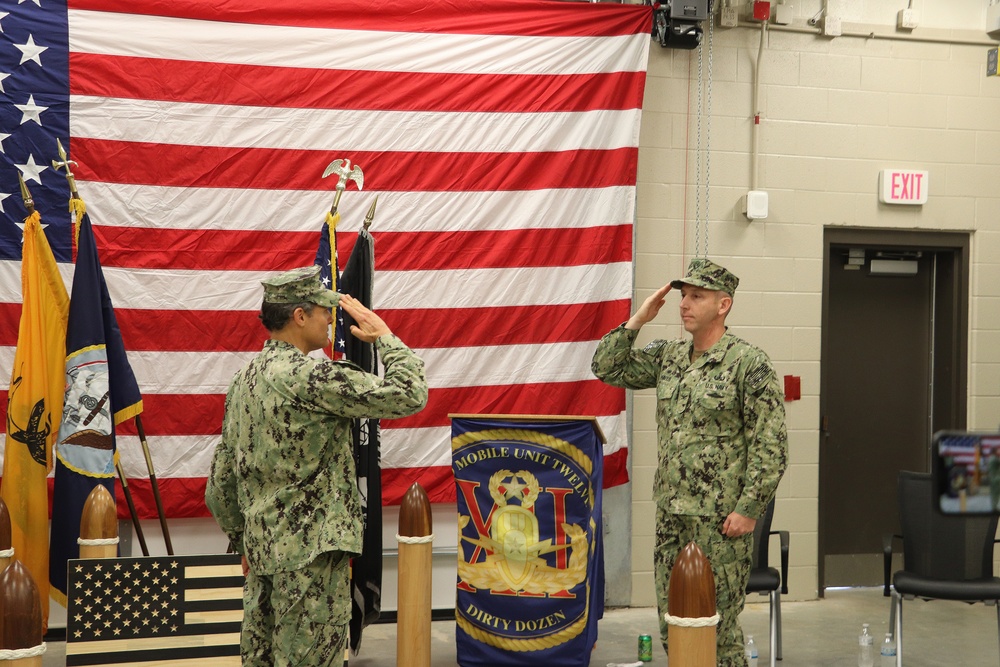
[50,212,144,605]
[65,553,243,667]
[0,0,650,514]
[452,415,604,667]
[1,212,69,628]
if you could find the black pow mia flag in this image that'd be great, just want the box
[339,226,382,654]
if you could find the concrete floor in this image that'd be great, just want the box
[42,587,999,666]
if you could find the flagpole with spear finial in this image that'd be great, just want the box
[18,173,35,215]
[52,138,173,556]
[363,196,378,231]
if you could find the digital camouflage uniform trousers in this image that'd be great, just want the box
[242,550,352,667]
[654,510,753,667]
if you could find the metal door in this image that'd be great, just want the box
[819,229,968,590]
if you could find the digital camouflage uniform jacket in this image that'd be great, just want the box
[206,334,428,575]
[592,325,787,519]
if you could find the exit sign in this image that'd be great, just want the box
[879,169,928,205]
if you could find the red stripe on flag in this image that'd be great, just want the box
[382,300,631,350]
[104,378,628,438]
[69,0,652,37]
[1,300,630,352]
[0,303,19,345]
[115,394,225,436]
[603,447,628,488]
[382,466,458,505]
[384,380,626,430]
[94,225,316,272]
[114,310,265,352]
[71,54,647,113]
[73,140,639,192]
[373,226,633,271]
[113,477,210,519]
[93,225,632,272]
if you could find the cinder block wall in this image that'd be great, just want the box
[630,1,1000,604]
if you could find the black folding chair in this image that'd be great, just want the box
[883,470,1000,666]
[746,499,789,667]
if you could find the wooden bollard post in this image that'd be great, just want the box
[666,541,717,667]
[78,485,118,559]
[397,483,433,667]
[0,498,11,574]
[0,560,45,666]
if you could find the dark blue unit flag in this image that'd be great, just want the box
[452,416,605,667]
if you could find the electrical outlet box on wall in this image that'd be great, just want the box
[752,0,771,21]
[896,8,919,30]
[742,191,769,220]
[774,3,793,25]
[720,6,738,27]
[989,3,1000,38]
[823,15,842,37]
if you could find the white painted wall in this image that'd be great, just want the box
[630,0,1000,604]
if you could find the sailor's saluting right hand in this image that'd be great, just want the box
[339,293,391,343]
[626,283,673,330]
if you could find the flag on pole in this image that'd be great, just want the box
[1,211,69,627]
[49,210,144,605]
[0,0,650,515]
[335,225,382,652]
[314,212,346,356]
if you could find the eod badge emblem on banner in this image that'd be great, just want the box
[451,416,604,667]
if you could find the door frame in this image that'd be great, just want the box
[818,227,969,593]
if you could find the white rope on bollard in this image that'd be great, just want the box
[0,643,47,660]
[0,548,13,558]
[396,534,434,545]
[77,537,119,546]
[663,612,721,628]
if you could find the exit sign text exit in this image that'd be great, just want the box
[879,169,929,205]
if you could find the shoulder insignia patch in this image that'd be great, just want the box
[746,363,772,391]
[643,339,667,354]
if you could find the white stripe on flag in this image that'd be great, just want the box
[71,96,642,153]
[34,263,631,312]
[68,9,649,75]
[78,183,637,234]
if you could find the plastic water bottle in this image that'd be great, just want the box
[745,634,758,667]
[858,623,874,667]
[880,632,896,666]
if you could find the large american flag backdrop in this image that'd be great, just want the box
[0,0,652,517]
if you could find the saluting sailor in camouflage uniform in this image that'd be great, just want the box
[205,265,428,667]
[592,258,787,667]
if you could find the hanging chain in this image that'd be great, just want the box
[703,12,714,257]
[693,16,715,258]
[694,31,704,258]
